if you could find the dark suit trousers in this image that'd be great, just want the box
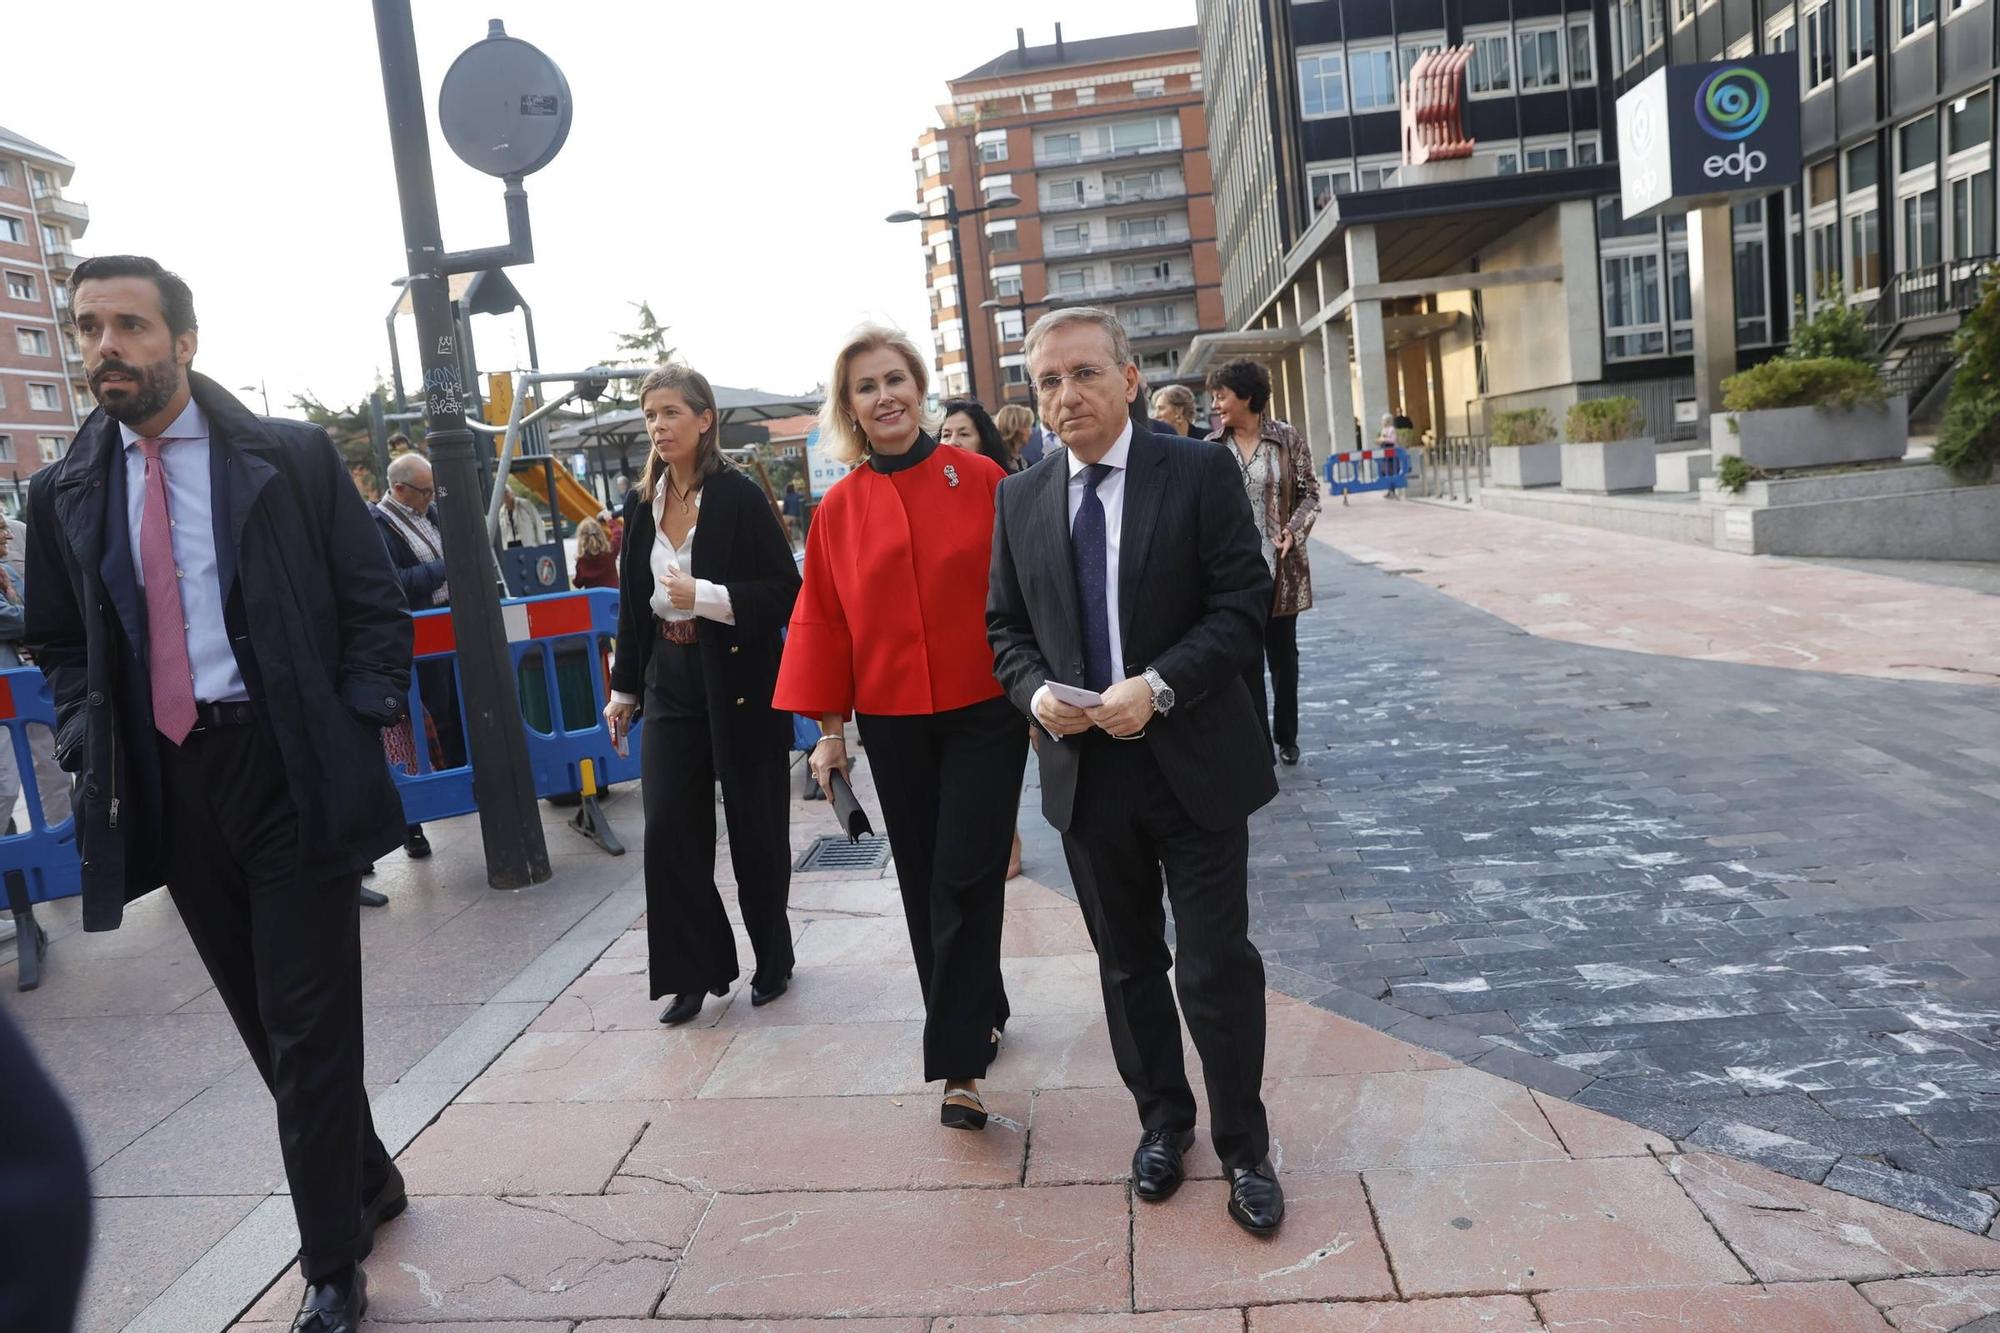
[0,1005,90,1331]
[1061,732,1272,1170]
[160,721,390,1282]
[415,657,465,770]
[640,673,794,1000]
[1242,611,1300,753]
[857,696,1026,1083]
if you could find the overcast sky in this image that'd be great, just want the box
[9,0,1194,415]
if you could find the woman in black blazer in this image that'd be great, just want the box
[604,363,802,1026]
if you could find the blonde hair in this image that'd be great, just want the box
[575,517,612,558]
[818,323,934,467]
[993,403,1035,455]
[637,363,724,503]
[1151,384,1197,426]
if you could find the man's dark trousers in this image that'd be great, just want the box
[159,713,390,1281]
[1060,729,1271,1170]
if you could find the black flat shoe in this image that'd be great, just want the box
[292,1266,366,1333]
[1132,1128,1195,1201]
[1227,1160,1285,1234]
[750,973,791,1007]
[941,1086,988,1131]
[360,1162,407,1257]
[358,886,388,908]
[659,985,728,1026]
[1279,745,1300,766]
[404,826,432,859]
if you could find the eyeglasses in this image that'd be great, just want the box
[397,482,435,499]
[1035,365,1111,398]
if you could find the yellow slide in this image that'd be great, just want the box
[508,456,603,526]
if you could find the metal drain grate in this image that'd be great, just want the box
[796,834,891,872]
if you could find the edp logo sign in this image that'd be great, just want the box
[1617,55,1800,221]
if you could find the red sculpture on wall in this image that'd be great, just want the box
[1402,47,1475,165]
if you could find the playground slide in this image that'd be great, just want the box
[510,455,604,526]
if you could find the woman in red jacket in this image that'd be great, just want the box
[774,325,1025,1132]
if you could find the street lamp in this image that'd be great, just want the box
[887,185,1021,404]
[980,293,1032,404]
[238,380,270,415]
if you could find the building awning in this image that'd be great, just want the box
[1179,328,1304,378]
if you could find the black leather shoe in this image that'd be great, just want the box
[659,985,728,1026]
[1279,745,1300,766]
[404,826,432,859]
[1227,1160,1285,1234]
[750,972,791,1007]
[292,1266,366,1332]
[358,885,389,908]
[1132,1128,1196,1202]
[361,1162,408,1256]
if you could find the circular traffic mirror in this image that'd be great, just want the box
[438,22,573,178]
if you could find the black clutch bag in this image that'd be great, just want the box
[826,768,874,842]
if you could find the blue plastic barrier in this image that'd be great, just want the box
[0,666,79,989]
[1323,445,1410,501]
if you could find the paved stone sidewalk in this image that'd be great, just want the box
[230,801,2000,1331]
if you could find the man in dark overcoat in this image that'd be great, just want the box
[25,255,413,1333]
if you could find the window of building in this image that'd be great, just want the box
[987,222,1018,252]
[27,383,61,412]
[1133,78,1165,98]
[1577,135,1602,165]
[1947,91,1995,259]
[1569,17,1597,84]
[1495,148,1522,175]
[1517,23,1565,90]
[16,327,49,357]
[1031,92,1054,112]
[1349,44,1397,111]
[1898,0,1938,38]
[5,273,32,301]
[1842,0,1876,67]
[1603,251,1667,358]
[993,269,1022,299]
[1399,31,1445,82]
[38,436,64,463]
[0,437,12,465]
[1675,0,1697,25]
[1040,131,1081,164]
[1117,215,1170,242]
[995,310,1025,342]
[1298,49,1347,118]
[1002,360,1029,386]
[1074,86,1097,107]
[1523,137,1572,171]
[1803,1,1835,88]
[1734,199,1773,345]
[1467,27,1512,95]
[1355,157,1400,191]
[1899,113,1940,172]
[981,174,1015,206]
[976,130,1008,164]
[0,382,6,409]
[41,225,62,252]
[1809,157,1839,207]
[1898,114,1943,275]
[1848,207,1882,294]
[1054,268,1089,294]
[1617,0,1646,67]
[0,165,9,188]
[0,216,22,245]
[920,143,950,177]
[1308,162,1353,216]
[1043,177,1085,209]
[1768,6,1798,51]
[1107,116,1174,155]
[1109,169,1168,202]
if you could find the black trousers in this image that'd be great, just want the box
[416,657,465,771]
[0,1006,90,1331]
[1061,733,1271,1170]
[857,695,1027,1083]
[160,721,390,1282]
[1242,611,1300,753]
[640,695,794,1000]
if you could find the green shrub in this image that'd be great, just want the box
[1490,407,1556,446]
[1565,397,1645,443]
[1721,357,1885,412]
[1716,454,1757,493]
[1788,283,1873,361]
[1932,263,2000,484]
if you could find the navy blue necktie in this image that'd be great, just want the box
[1072,463,1114,692]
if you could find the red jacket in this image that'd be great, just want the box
[774,440,1007,718]
[573,550,618,589]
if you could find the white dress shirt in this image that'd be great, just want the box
[608,483,734,708]
[1032,420,1133,727]
[119,399,250,703]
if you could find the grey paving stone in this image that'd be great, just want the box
[1821,1156,2000,1232]
[1684,1118,1840,1183]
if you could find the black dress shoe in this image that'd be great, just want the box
[1279,744,1301,766]
[358,885,389,908]
[659,985,728,1026]
[1132,1128,1196,1202]
[750,972,791,1007]
[404,825,432,859]
[1227,1160,1286,1234]
[361,1162,408,1256]
[292,1265,366,1332]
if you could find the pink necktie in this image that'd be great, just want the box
[138,438,198,745]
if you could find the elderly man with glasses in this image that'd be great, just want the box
[987,306,1285,1235]
[371,452,461,859]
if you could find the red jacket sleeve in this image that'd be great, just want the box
[772,486,854,719]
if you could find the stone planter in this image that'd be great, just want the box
[1710,399,1908,470]
[1562,437,1657,494]
[1488,442,1562,488]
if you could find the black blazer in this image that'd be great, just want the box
[24,373,412,929]
[610,465,800,773]
[987,427,1278,832]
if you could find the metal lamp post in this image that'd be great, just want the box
[979,293,1032,404]
[887,185,1020,404]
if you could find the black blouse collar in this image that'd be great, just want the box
[868,432,937,475]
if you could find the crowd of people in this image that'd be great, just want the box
[0,253,1329,1333]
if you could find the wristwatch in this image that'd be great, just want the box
[1141,668,1175,716]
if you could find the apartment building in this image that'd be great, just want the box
[0,125,88,505]
[907,25,1226,406]
[1192,0,1994,452]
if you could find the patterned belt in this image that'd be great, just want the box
[658,618,697,645]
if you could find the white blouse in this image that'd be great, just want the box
[608,484,735,707]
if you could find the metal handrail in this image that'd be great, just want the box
[1035,140,1184,170]
[1039,181,1189,213]
[1869,253,1998,330]
[1043,229,1193,259]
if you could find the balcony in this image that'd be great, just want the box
[1048,273,1197,308]
[1122,319,1200,342]
[1039,180,1189,213]
[1035,139,1183,170]
[36,193,89,237]
[1043,229,1192,260]
[44,245,78,277]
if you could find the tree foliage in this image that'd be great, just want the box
[1933,264,2000,484]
